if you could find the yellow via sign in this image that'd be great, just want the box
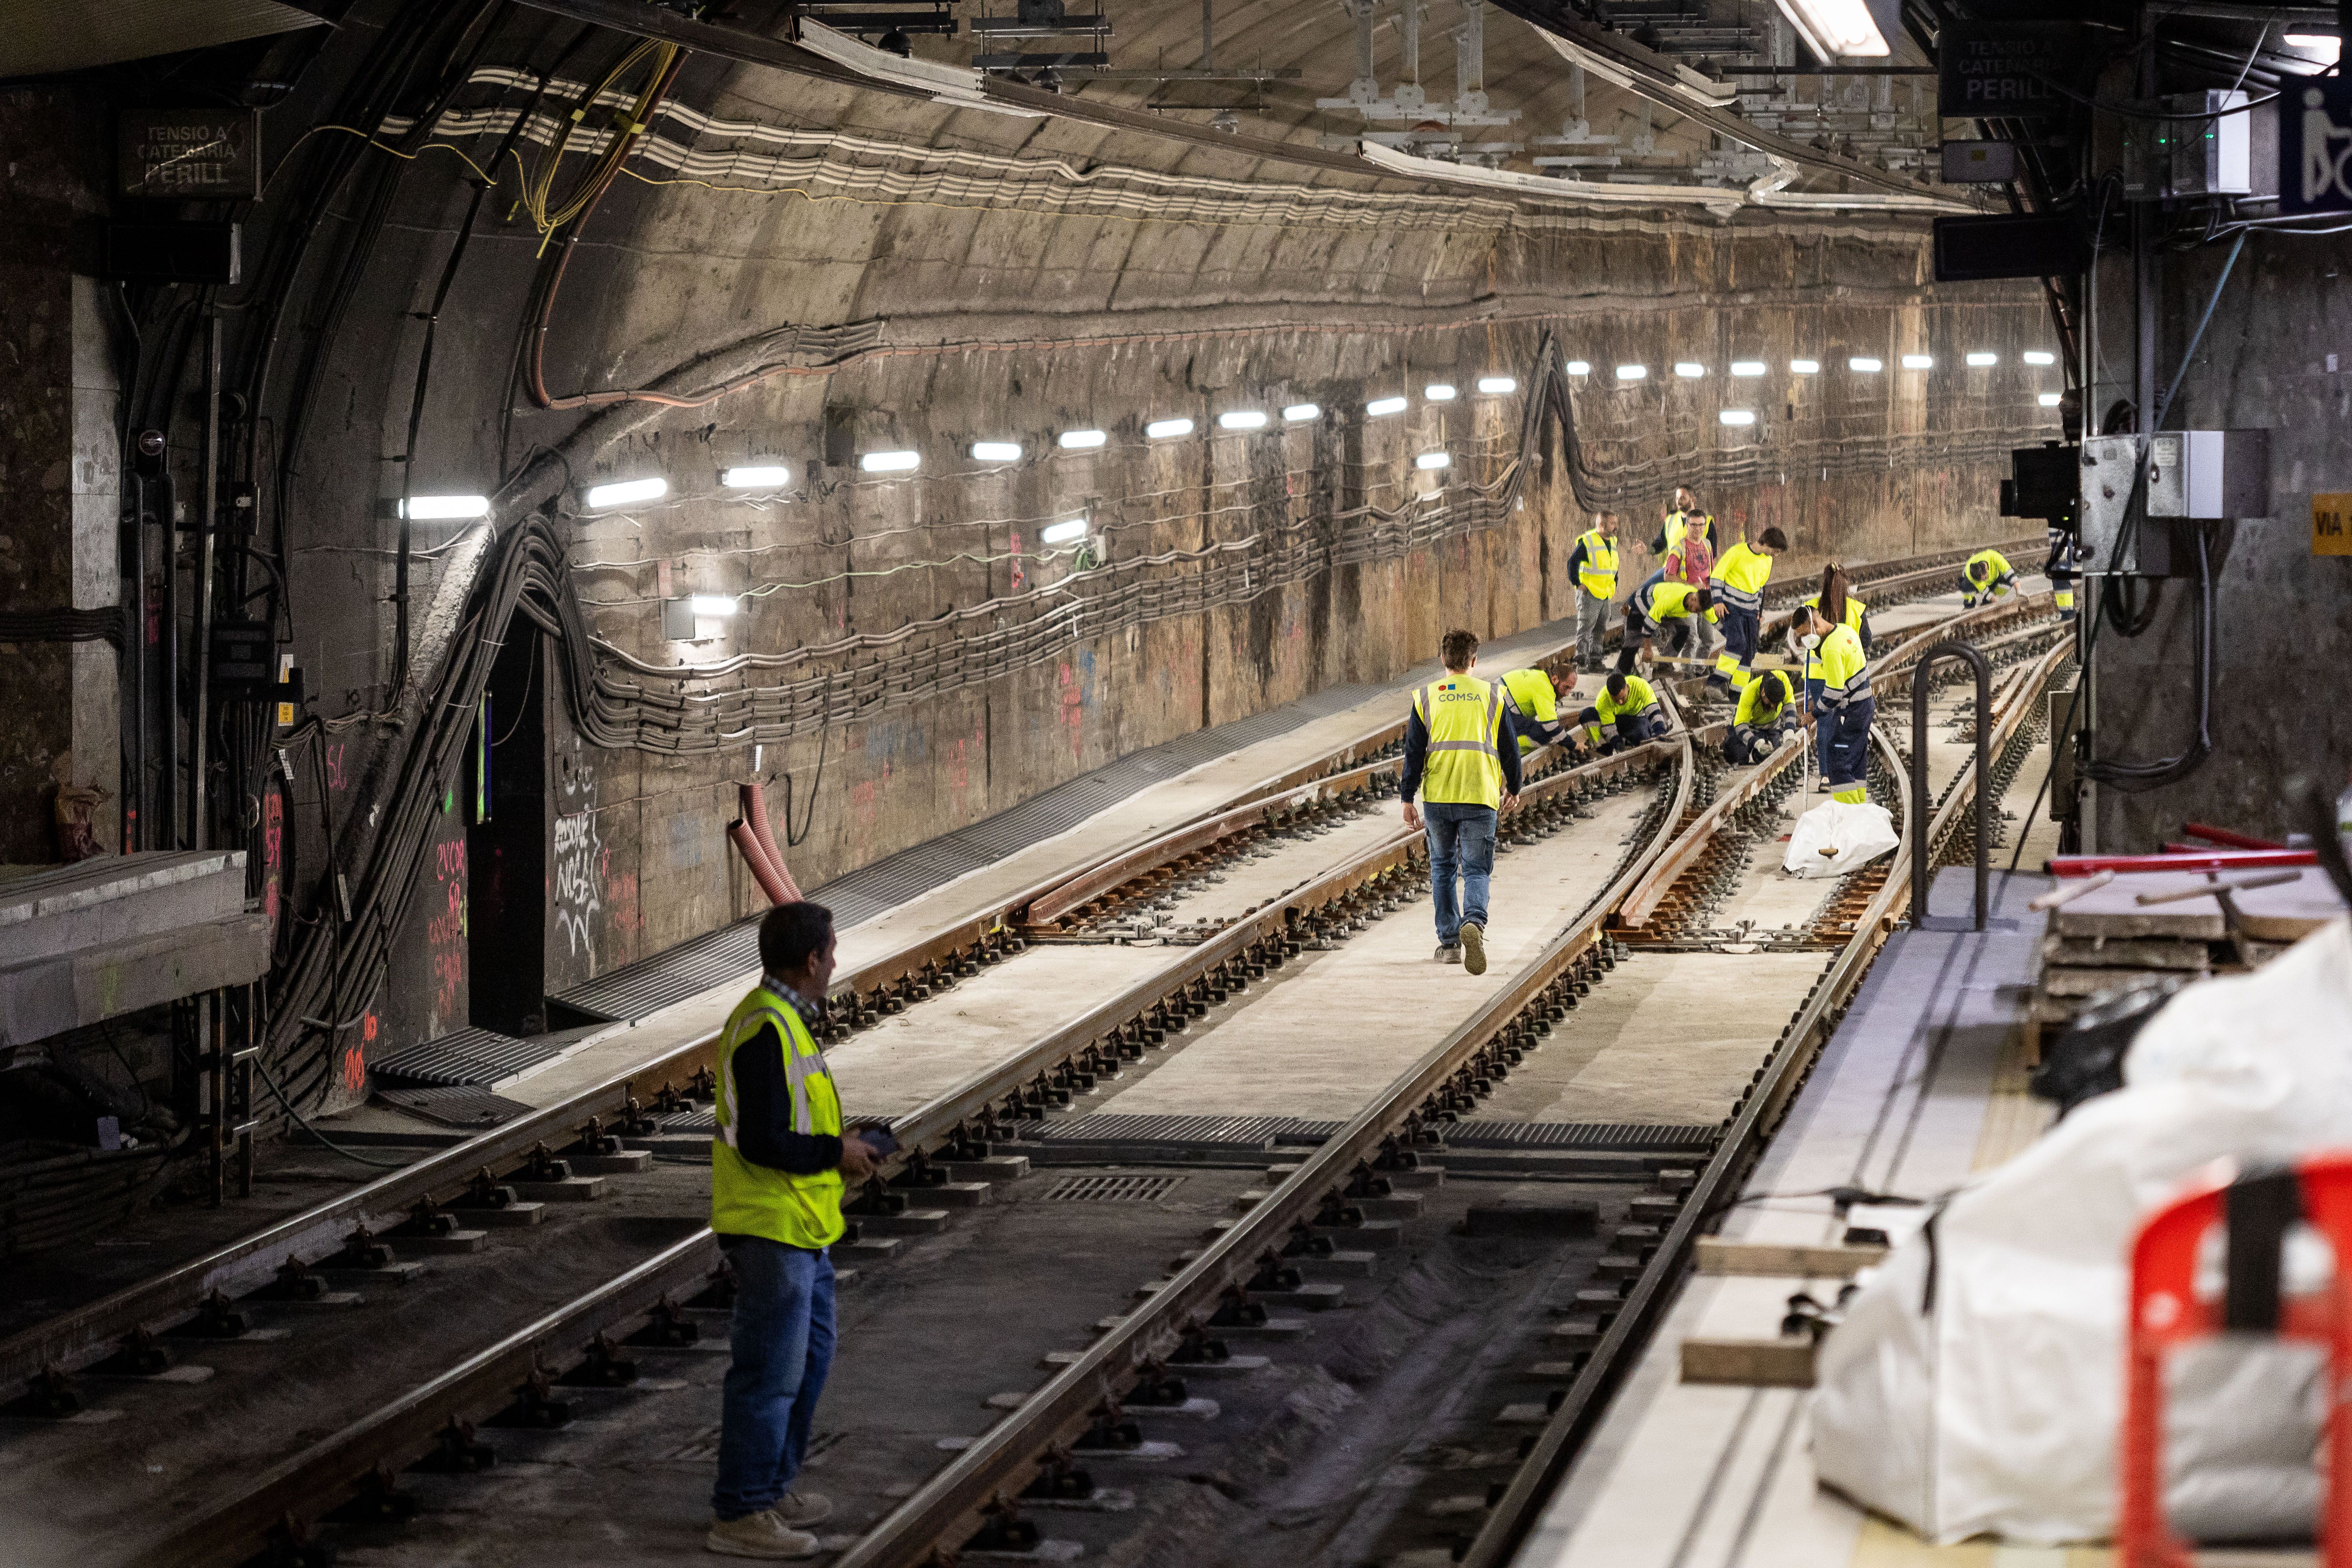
[2317,493,2352,557]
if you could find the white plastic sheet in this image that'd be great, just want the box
[1782,799,1899,878]
[1812,918,2352,1544]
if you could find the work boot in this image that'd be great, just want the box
[1435,943,1463,964]
[769,1493,832,1529]
[1459,922,1488,976]
[708,1511,820,1559]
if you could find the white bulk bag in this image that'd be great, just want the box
[1783,799,1900,878]
[1811,918,2352,1544]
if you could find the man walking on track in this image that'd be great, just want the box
[707,901,879,1559]
[1401,629,1522,975]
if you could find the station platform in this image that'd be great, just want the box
[1517,868,2063,1568]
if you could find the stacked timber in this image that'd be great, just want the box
[2026,865,2347,1059]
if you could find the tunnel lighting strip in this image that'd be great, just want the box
[1674,363,1706,378]
[1901,354,1934,370]
[1965,352,1998,367]
[1058,429,1107,449]
[583,476,668,508]
[1565,361,1591,376]
[1283,403,1321,422]
[1719,410,1756,426]
[1425,383,1458,401]
[1146,418,1195,440]
[1416,451,1451,470]
[1849,357,1883,373]
[721,465,792,488]
[1729,361,1765,377]
[1476,376,1516,395]
[2038,393,2063,407]
[687,594,739,615]
[1366,396,1409,417]
[1790,359,1820,374]
[2022,351,2057,366]
[970,441,1023,462]
[860,450,921,472]
[1217,410,1268,430]
[399,494,492,519]
[1038,518,1091,544]
[1616,364,1647,381]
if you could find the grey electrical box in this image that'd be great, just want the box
[2168,90,2252,196]
[661,598,696,640]
[2144,428,2269,519]
[1941,140,2016,183]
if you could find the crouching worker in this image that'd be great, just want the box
[1724,668,1800,764]
[1799,568,1874,804]
[1959,547,2017,609]
[1497,666,1583,758]
[1617,578,1716,675]
[709,900,879,1559]
[1577,672,1670,755]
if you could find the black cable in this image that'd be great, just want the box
[252,1057,416,1169]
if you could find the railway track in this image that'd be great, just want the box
[0,541,2050,1568]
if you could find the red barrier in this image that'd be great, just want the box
[2048,850,2316,877]
[2182,822,2287,852]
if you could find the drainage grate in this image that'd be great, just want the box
[1043,1174,1187,1203]
[370,1025,603,1089]
[373,1084,537,1130]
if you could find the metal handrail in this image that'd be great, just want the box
[1909,641,1991,930]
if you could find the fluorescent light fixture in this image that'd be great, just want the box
[584,476,667,508]
[1415,451,1451,471]
[2022,351,2057,366]
[1059,429,1107,449]
[1720,410,1756,426]
[1424,383,1458,401]
[1039,518,1091,545]
[1849,357,1883,373]
[2038,392,2063,407]
[1965,353,1999,368]
[1146,417,1195,440]
[1566,361,1592,376]
[721,465,791,489]
[1790,359,1820,374]
[1675,362,1707,379]
[970,441,1023,462]
[1616,364,1648,381]
[1730,361,1767,377]
[860,450,920,473]
[687,594,737,616]
[1283,403,1321,422]
[1771,0,1889,60]
[1476,376,1517,395]
[399,493,489,520]
[2285,32,2343,65]
[1217,410,1268,430]
[1366,396,1409,417]
[1901,354,1934,369]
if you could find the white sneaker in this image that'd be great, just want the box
[770,1493,832,1529]
[707,1511,820,1559]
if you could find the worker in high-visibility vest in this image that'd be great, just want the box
[707,901,878,1558]
[1401,628,1523,975]
[1725,668,1801,764]
[1650,485,1719,558]
[1617,577,1716,675]
[1791,584,1874,664]
[1497,666,1581,756]
[1562,512,1620,673]
[1960,547,2017,609]
[2045,526,2081,621]
[1799,569,1874,804]
[1576,671,1671,755]
[1706,525,1787,698]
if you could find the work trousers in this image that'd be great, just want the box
[713,1236,837,1520]
[1723,721,1788,765]
[1422,802,1496,945]
[1809,690,1875,794]
[1575,589,1610,666]
[1713,607,1760,684]
[1601,711,1670,755]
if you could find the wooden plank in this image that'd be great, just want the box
[1693,1237,1886,1277]
[1679,1336,1815,1387]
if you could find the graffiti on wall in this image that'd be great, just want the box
[554,749,602,970]
[426,836,467,1031]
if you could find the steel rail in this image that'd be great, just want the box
[125,1233,723,1568]
[1458,617,2072,1568]
[828,733,1699,1568]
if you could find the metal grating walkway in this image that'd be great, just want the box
[1043,1174,1187,1202]
[1024,1113,1716,1154]
[547,678,1396,1025]
[369,1025,605,1089]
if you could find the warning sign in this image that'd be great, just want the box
[2315,493,2352,556]
[118,109,261,200]
[1938,24,2080,121]
[2281,80,2352,216]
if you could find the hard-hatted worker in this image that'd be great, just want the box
[1497,666,1580,756]
[2045,526,2082,621]
[1401,628,1523,975]
[1724,668,1800,764]
[1577,671,1671,755]
[1618,577,1716,674]
[709,901,877,1559]
[1706,525,1787,698]
[1960,547,2017,608]
[1799,566,1874,804]
[1562,512,1620,673]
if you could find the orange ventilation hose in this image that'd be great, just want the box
[728,820,794,906]
[740,781,805,903]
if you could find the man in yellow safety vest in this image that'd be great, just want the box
[1563,512,1620,672]
[708,902,879,1559]
[1960,547,2017,608]
[1498,666,1582,756]
[1402,628,1523,975]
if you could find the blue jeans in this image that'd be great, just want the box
[714,1237,837,1520]
[1423,802,1496,944]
